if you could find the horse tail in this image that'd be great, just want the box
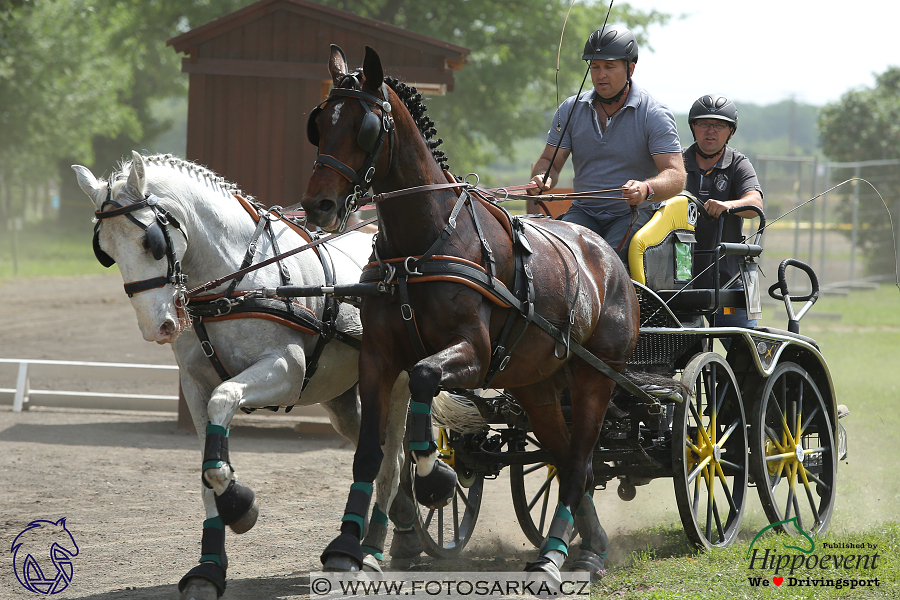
[616,369,691,403]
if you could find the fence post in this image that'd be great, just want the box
[13,361,29,412]
[820,163,830,279]
[849,165,861,283]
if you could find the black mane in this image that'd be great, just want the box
[384,77,450,172]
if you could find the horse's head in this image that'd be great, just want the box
[73,151,188,344]
[301,45,398,231]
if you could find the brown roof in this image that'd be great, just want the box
[167,0,469,62]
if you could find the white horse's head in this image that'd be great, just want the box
[73,151,187,344]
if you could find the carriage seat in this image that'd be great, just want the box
[628,194,698,291]
[629,193,753,316]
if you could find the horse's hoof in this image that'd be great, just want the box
[323,555,362,572]
[414,459,457,509]
[362,553,383,574]
[571,549,606,581]
[389,528,424,559]
[179,577,221,600]
[227,496,259,534]
[321,532,365,572]
[215,479,258,534]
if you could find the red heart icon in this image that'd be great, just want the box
[773,577,784,586]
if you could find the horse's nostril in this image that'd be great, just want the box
[316,199,336,214]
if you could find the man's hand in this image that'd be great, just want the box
[528,174,553,195]
[703,199,730,218]
[622,180,648,206]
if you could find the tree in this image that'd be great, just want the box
[819,67,900,277]
[316,0,670,176]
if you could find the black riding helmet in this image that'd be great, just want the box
[688,95,738,158]
[689,94,738,133]
[583,26,638,103]
[582,25,639,63]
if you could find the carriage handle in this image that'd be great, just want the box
[768,258,819,334]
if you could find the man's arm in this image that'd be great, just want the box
[622,151,686,206]
[703,189,764,219]
[528,145,571,195]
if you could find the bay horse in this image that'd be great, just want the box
[302,46,640,582]
[73,153,425,600]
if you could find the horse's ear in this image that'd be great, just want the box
[71,165,106,209]
[126,150,146,198]
[329,44,349,88]
[362,46,384,92]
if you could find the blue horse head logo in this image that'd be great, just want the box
[11,518,80,595]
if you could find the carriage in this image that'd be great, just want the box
[79,43,849,598]
[396,193,849,556]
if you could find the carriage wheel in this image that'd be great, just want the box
[750,362,836,537]
[509,433,582,548]
[673,352,749,549]
[411,428,484,558]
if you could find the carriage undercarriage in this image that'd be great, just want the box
[407,272,846,556]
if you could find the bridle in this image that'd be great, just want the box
[307,76,395,231]
[93,184,189,301]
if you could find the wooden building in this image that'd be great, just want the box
[166,0,469,208]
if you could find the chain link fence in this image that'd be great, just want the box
[752,156,900,294]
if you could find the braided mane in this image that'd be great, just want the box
[384,77,450,172]
[111,154,255,203]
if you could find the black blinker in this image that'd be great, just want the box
[146,221,167,261]
[357,112,381,152]
[306,106,323,147]
[93,229,115,268]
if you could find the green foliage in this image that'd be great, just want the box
[314,0,670,171]
[818,67,900,277]
[673,99,822,159]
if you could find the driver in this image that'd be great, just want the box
[683,94,764,327]
[528,25,685,261]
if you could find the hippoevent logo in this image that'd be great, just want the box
[10,518,80,595]
[745,518,880,591]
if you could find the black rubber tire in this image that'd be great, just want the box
[749,362,836,536]
[673,352,749,549]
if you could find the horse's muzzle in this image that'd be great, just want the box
[303,197,341,231]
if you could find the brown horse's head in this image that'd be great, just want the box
[302,45,394,231]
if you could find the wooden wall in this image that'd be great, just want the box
[182,6,458,208]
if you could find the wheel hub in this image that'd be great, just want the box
[795,443,805,463]
[712,444,722,463]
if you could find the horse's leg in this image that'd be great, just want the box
[177,373,230,600]
[320,350,401,571]
[561,362,615,580]
[201,354,306,535]
[507,379,579,584]
[360,372,412,568]
[406,338,493,509]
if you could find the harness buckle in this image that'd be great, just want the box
[499,356,511,371]
[403,256,422,276]
[524,263,533,280]
[201,340,215,358]
[400,304,413,321]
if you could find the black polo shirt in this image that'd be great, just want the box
[683,144,763,289]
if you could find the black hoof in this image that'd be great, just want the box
[215,480,258,534]
[178,563,226,598]
[571,548,605,580]
[389,528,424,559]
[321,533,365,571]
[414,459,457,509]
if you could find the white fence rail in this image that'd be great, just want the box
[0,358,180,412]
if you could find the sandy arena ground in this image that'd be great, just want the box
[0,273,698,599]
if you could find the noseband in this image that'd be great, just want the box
[307,80,395,230]
[94,185,188,298]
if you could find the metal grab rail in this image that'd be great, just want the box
[0,358,179,412]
